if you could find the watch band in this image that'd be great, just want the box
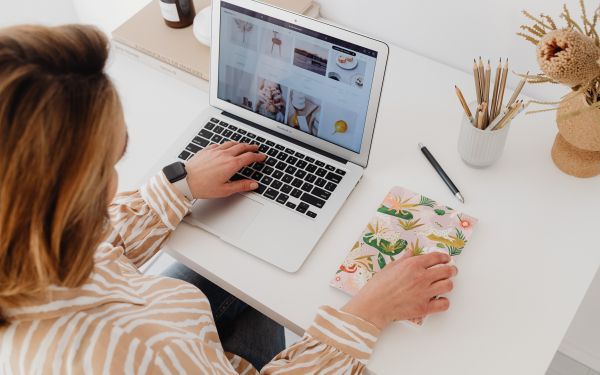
[172,176,193,200]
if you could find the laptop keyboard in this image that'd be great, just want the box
[177,117,347,219]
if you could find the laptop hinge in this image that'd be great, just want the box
[222,111,348,164]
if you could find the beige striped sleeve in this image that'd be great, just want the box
[261,305,381,374]
[108,172,192,268]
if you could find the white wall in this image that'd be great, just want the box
[317,0,586,100]
[0,0,78,27]
[71,0,150,35]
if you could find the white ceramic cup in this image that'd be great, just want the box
[457,111,511,168]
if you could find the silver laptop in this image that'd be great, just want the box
[169,0,388,272]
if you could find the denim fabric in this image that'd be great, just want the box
[162,262,286,370]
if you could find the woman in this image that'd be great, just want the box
[0,25,456,373]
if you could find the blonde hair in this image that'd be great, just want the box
[0,25,122,325]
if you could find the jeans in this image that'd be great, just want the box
[162,263,286,371]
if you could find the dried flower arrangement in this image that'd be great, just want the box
[517,1,600,178]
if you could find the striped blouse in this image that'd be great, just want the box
[0,173,381,374]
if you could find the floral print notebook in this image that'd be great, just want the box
[330,187,478,324]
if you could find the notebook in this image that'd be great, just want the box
[330,186,478,325]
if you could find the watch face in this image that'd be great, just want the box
[163,162,187,183]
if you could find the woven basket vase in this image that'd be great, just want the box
[552,93,600,178]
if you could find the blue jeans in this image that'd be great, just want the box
[162,263,286,370]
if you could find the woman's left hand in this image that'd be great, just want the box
[184,142,266,199]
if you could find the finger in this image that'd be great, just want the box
[427,297,450,314]
[429,279,454,296]
[225,143,259,156]
[222,179,260,196]
[235,151,267,169]
[204,144,219,151]
[216,141,238,150]
[426,265,458,283]
[417,252,451,269]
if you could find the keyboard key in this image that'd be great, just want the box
[205,122,215,130]
[271,180,283,189]
[336,168,346,176]
[315,178,326,187]
[252,163,264,171]
[213,125,224,134]
[305,164,317,173]
[305,156,315,163]
[186,143,201,153]
[325,172,342,184]
[291,178,303,188]
[275,161,286,170]
[275,144,285,150]
[282,174,293,183]
[305,174,316,183]
[296,160,308,169]
[285,202,296,209]
[211,134,223,143]
[300,193,325,208]
[199,129,213,139]
[265,157,277,166]
[259,144,269,153]
[296,202,309,213]
[295,151,305,159]
[287,156,298,165]
[306,211,317,218]
[222,129,233,138]
[241,137,251,143]
[251,171,263,180]
[262,166,274,175]
[295,170,307,179]
[267,148,278,157]
[276,193,289,204]
[273,170,284,179]
[285,148,295,154]
[231,133,242,141]
[315,160,325,167]
[325,182,337,192]
[228,124,238,131]
[241,167,253,177]
[285,165,297,175]
[219,138,227,144]
[238,129,247,135]
[193,136,209,147]
[301,182,313,192]
[256,136,266,143]
[276,153,287,161]
[261,176,273,185]
[178,150,191,160]
[291,188,302,198]
[312,187,331,200]
[266,140,275,146]
[219,120,228,126]
[325,164,335,171]
[247,133,256,139]
[230,173,245,181]
[315,168,327,177]
[264,188,278,200]
[281,184,292,193]
[210,117,219,123]
[256,183,266,194]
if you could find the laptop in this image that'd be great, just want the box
[169,0,388,272]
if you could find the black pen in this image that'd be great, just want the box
[418,143,465,203]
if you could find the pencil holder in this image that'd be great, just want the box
[457,114,511,167]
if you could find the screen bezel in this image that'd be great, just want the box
[210,0,389,167]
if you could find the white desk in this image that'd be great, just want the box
[111,42,600,374]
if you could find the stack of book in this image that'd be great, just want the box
[112,0,320,89]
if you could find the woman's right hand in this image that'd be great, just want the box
[341,250,457,330]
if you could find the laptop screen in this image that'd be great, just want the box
[217,2,378,153]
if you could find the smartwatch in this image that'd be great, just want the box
[162,162,193,199]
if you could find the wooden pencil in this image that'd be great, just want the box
[493,101,521,130]
[495,58,509,118]
[490,58,502,121]
[484,60,491,113]
[481,101,488,129]
[478,57,485,103]
[477,108,484,129]
[506,71,528,108]
[473,59,482,105]
[454,85,473,121]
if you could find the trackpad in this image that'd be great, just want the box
[190,194,263,240]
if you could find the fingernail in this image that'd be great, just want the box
[250,182,259,189]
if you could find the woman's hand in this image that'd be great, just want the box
[185,142,266,199]
[341,250,457,330]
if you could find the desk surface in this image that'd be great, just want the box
[111,41,600,374]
